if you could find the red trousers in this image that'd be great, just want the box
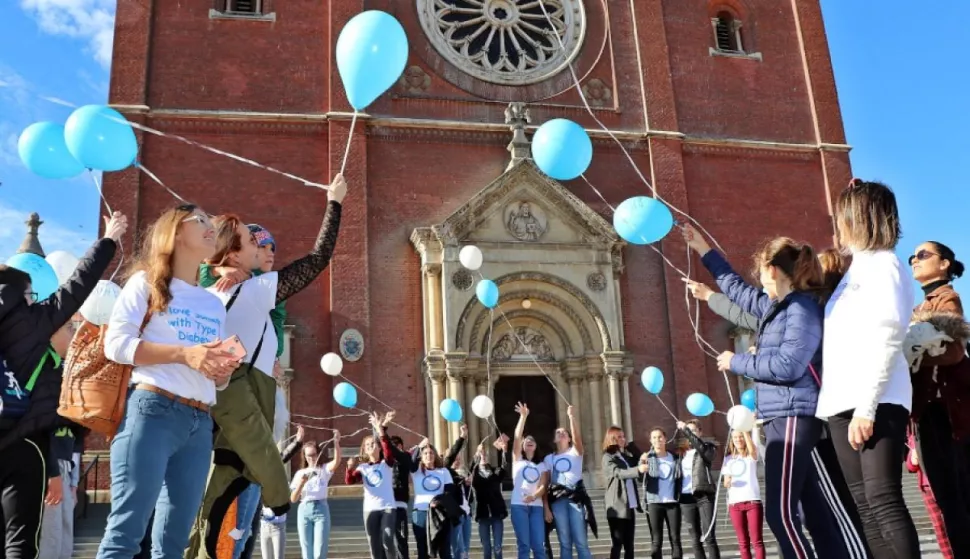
[729,501,766,559]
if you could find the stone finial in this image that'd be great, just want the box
[17,212,45,257]
[505,102,531,169]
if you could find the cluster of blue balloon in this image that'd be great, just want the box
[18,105,138,179]
[640,366,715,417]
[741,388,756,412]
[529,119,675,245]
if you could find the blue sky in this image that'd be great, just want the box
[0,1,965,297]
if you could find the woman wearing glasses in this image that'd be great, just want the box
[908,240,970,555]
[96,206,239,558]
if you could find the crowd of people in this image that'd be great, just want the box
[0,174,968,559]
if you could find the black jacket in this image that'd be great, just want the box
[428,492,462,557]
[470,450,509,521]
[385,430,415,505]
[0,238,116,476]
[681,428,717,495]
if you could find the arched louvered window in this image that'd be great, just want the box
[713,11,744,53]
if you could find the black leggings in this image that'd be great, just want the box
[829,404,920,559]
[680,492,720,559]
[647,503,682,559]
[365,509,398,559]
[0,437,48,559]
[917,402,970,556]
[606,517,635,559]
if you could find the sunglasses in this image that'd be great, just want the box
[909,250,940,266]
[182,214,213,228]
[25,291,38,303]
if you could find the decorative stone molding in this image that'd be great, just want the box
[610,245,625,276]
[147,117,326,136]
[451,269,473,291]
[422,263,442,277]
[479,308,572,357]
[505,102,532,167]
[416,0,587,86]
[586,272,606,292]
[398,65,432,95]
[466,289,593,352]
[581,78,613,107]
[682,142,816,160]
[504,201,548,241]
[491,326,555,362]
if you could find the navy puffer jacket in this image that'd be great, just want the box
[702,251,823,419]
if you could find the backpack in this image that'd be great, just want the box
[0,347,58,420]
[58,309,151,436]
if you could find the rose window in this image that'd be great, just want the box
[418,0,586,85]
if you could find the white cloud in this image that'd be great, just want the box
[0,122,20,168]
[19,0,116,69]
[0,203,95,263]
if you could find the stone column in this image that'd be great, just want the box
[423,264,444,351]
[445,353,468,445]
[603,352,626,427]
[620,372,634,437]
[427,356,447,451]
[586,355,606,444]
[464,374,479,462]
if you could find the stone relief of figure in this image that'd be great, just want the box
[506,202,545,241]
[490,327,554,361]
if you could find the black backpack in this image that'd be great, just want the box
[0,347,58,419]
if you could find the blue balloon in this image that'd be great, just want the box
[336,10,409,110]
[532,119,593,180]
[686,393,715,417]
[741,389,757,412]
[640,366,664,395]
[439,398,463,423]
[476,279,499,309]
[613,196,674,245]
[64,105,138,172]
[6,253,59,301]
[17,122,84,179]
[333,382,358,408]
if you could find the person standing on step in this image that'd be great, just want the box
[642,426,684,559]
[723,430,765,559]
[601,425,648,559]
[346,412,399,559]
[545,405,595,559]
[408,424,466,559]
[382,411,416,559]
[290,431,341,559]
[470,435,510,559]
[510,402,549,559]
[677,420,720,559]
[257,426,307,559]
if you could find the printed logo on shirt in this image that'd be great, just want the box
[658,461,673,480]
[522,464,541,484]
[166,305,223,345]
[421,474,443,492]
[553,457,573,473]
[364,469,384,488]
[727,458,747,477]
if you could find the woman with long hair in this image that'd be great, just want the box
[642,427,683,559]
[471,435,510,559]
[290,431,341,559]
[190,174,346,557]
[409,424,466,559]
[96,205,238,558]
[723,430,764,559]
[684,224,850,559]
[510,403,549,559]
[600,426,647,559]
[0,213,126,559]
[818,180,921,558]
[345,412,398,559]
[258,426,307,559]
[907,239,970,553]
[676,420,720,559]
[545,405,593,559]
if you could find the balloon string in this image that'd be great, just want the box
[702,430,734,541]
[339,111,358,177]
[137,163,191,205]
[654,394,679,422]
[88,170,124,282]
[338,375,393,412]
[534,0,728,256]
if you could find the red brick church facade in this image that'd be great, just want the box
[99,0,850,481]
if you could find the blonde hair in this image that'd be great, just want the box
[207,214,248,267]
[835,179,901,252]
[726,430,753,459]
[126,204,200,314]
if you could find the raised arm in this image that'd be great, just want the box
[601,452,646,481]
[327,431,341,474]
[567,405,583,455]
[344,457,361,484]
[728,298,821,385]
[495,435,510,480]
[744,431,758,462]
[683,224,771,319]
[680,424,716,465]
[274,175,345,305]
[443,424,467,468]
[512,402,529,457]
[708,293,760,332]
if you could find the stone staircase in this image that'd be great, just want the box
[72,472,943,558]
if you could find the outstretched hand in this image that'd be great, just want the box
[683,279,714,302]
[328,173,347,204]
[102,212,128,242]
[681,224,711,255]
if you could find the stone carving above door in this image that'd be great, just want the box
[505,201,547,241]
[491,326,555,361]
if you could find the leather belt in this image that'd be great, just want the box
[134,383,210,414]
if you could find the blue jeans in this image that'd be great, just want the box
[510,505,546,559]
[232,484,262,559]
[297,500,331,559]
[96,389,213,559]
[450,514,472,558]
[478,517,505,559]
[550,498,591,559]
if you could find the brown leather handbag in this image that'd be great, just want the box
[58,309,151,436]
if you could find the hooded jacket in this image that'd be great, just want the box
[703,250,823,419]
[0,238,116,475]
[908,307,970,439]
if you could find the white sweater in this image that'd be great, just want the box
[817,250,914,420]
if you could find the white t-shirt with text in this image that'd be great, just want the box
[544,447,583,488]
[207,272,279,375]
[357,461,396,513]
[511,460,547,507]
[725,456,761,504]
[412,467,452,511]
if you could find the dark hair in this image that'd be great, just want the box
[836,179,901,252]
[685,419,700,430]
[302,441,319,469]
[0,265,31,295]
[928,241,965,280]
[602,425,625,454]
[650,426,667,438]
[389,435,404,448]
[754,238,823,291]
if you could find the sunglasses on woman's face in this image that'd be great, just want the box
[25,291,38,303]
[908,250,939,266]
[182,214,213,228]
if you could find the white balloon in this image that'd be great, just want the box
[320,352,343,376]
[79,280,120,326]
[726,405,756,432]
[471,395,494,419]
[459,245,483,271]
[46,251,80,285]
